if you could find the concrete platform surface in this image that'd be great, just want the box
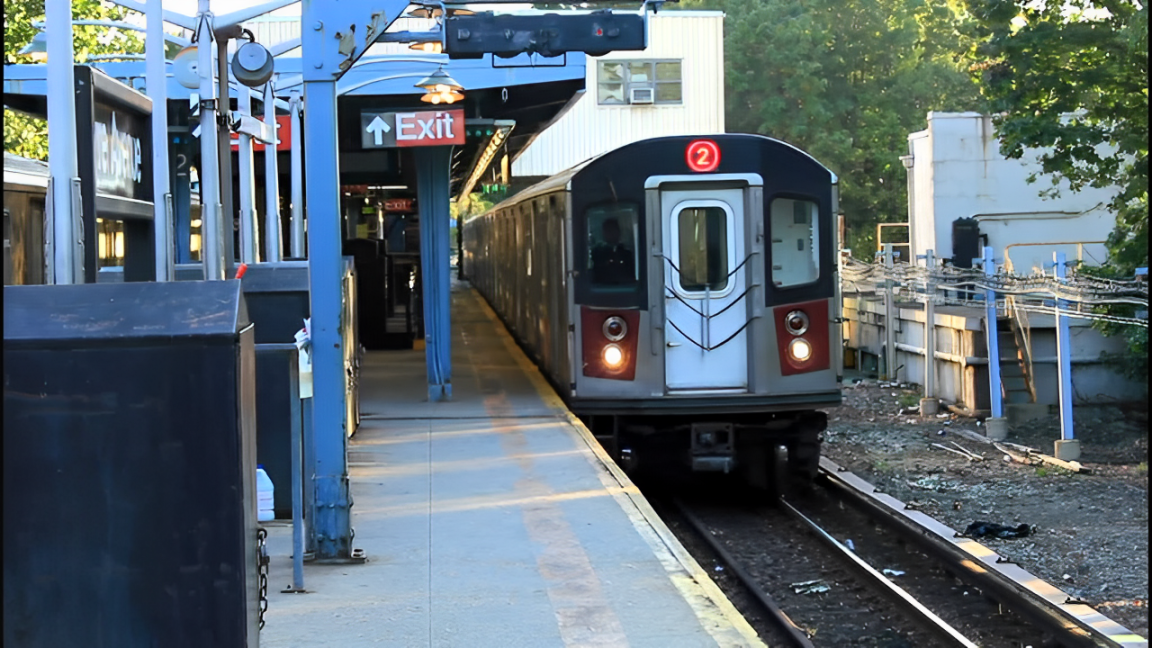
[258,281,764,647]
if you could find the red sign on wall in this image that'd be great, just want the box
[230,114,292,152]
[686,139,721,173]
[384,198,415,213]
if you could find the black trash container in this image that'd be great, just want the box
[4,280,261,648]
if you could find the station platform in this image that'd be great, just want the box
[258,279,764,647]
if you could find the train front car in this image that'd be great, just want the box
[570,134,842,492]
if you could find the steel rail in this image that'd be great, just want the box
[778,499,980,648]
[817,456,1147,648]
[670,499,817,648]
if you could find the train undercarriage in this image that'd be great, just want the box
[583,410,827,497]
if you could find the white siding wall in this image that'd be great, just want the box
[512,11,725,178]
[906,112,1118,274]
[241,17,301,49]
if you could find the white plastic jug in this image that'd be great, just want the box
[256,465,275,522]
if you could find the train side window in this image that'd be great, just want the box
[586,203,639,290]
[676,205,729,293]
[769,198,820,287]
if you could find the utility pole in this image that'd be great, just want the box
[148,0,174,281]
[264,81,283,262]
[918,249,939,415]
[46,0,82,284]
[882,243,897,381]
[196,0,225,280]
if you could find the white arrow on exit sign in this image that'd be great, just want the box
[366,115,391,146]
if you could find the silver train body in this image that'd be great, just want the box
[462,134,842,486]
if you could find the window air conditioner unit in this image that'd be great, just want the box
[629,87,654,104]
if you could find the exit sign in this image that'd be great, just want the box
[360,109,465,149]
[384,198,415,213]
[230,114,292,152]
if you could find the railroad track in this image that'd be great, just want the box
[657,459,1147,648]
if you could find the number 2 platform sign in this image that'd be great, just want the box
[686,139,721,173]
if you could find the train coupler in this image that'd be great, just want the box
[690,423,735,473]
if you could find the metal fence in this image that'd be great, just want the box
[838,244,1147,447]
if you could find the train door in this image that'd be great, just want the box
[661,188,748,391]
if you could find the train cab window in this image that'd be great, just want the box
[587,203,639,290]
[676,205,730,293]
[769,198,820,287]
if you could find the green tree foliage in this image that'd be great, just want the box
[963,0,1148,273]
[964,0,1148,384]
[677,0,985,253]
[4,0,145,161]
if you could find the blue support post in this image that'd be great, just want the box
[983,246,1003,420]
[302,78,354,560]
[170,133,193,264]
[416,146,454,401]
[1053,252,1074,441]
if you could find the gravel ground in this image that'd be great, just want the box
[821,374,1149,639]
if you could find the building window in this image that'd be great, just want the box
[598,60,682,105]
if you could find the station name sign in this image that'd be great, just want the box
[93,110,145,199]
[360,109,465,149]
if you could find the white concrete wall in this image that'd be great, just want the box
[906,112,1117,275]
[512,11,725,177]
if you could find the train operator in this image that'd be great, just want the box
[590,217,636,285]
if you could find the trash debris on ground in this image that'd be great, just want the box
[714,565,724,572]
[933,443,980,461]
[964,520,1035,539]
[882,569,906,577]
[791,579,832,595]
[845,539,855,551]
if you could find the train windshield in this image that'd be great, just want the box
[587,203,640,291]
[769,198,820,287]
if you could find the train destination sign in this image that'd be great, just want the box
[360,109,466,149]
[686,139,721,173]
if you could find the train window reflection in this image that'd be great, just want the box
[96,218,125,267]
[770,198,819,287]
[676,206,729,293]
[587,203,639,290]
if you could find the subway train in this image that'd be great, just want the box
[461,134,842,492]
[4,152,203,285]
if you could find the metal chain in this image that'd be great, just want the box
[257,526,269,630]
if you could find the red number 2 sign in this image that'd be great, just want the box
[686,139,721,173]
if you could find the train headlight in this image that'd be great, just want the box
[602,344,625,369]
[602,316,628,341]
[788,338,812,363]
[784,310,810,336]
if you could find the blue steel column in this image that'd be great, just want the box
[983,246,1003,421]
[302,78,353,559]
[1053,252,1074,442]
[415,146,454,401]
[170,133,193,264]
